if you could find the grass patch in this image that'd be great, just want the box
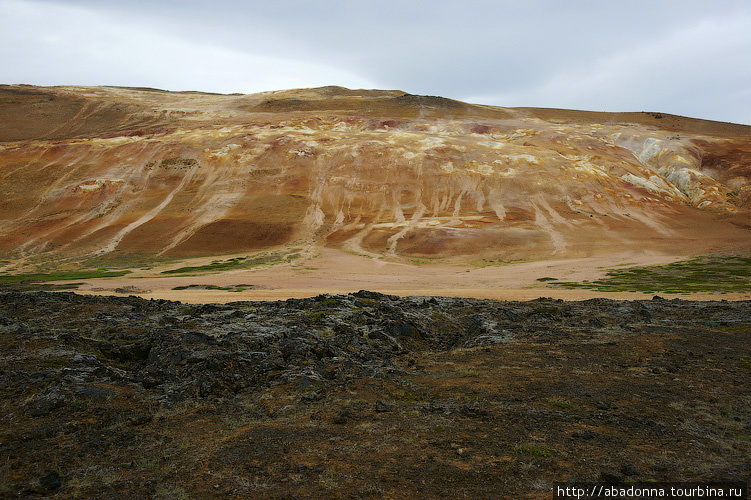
[161,253,296,275]
[548,255,750,294]
[172,284,254,292]
[410,257,442,266]
[471,258,532,268]
[393,390,422,403]
[304,310,340,321]
[536,277,558,282]
[549,399,574,409]
[0,270,130,283]
[312,298,338,309]
[0,282,85,291]
[82,252,174,270]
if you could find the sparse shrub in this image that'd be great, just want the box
[550,399,574,409]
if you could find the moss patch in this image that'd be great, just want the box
[161,252,298,275]
[548,255,750,294]
[0,270,130,284]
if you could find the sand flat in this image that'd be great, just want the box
[73,249,751,303]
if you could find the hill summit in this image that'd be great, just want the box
[0,85,749,263]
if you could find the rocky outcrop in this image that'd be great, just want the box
[1,290,749,498]
[1,290,748,404]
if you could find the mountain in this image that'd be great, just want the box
[1,84,749,264]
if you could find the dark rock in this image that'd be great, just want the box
[181,331,218,345]
[599,469,624,483]
[25,388,67,417]
[571,429,598,440]
[620,463,642,476]
[375,400,392,413]
[393,321,420,339]
[72,384,116,402]
[128,413,153,426]
[333,407,354,424]
[100,341,152,362]
[39,471,61,492]
[301,390,323,403]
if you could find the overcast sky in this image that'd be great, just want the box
[2,0,750,124]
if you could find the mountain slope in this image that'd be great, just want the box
[1,85,749,263]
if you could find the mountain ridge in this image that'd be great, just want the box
[0,84,749,265]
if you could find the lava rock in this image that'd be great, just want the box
[39,471,61,492]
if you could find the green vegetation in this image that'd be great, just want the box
[0,269,130,283]
[548,255,750,294]
[172,284,253,292]
[409,257,442,266]
[470,257,530,268]
[549,399,574,409]
[515,444,553,457]
[157,157,199,170]
[0,282,84,291]
[312,298,338,309]
[84,252,174,270]
[161,252,297,275]
[536,277,558,282]
[304,310,340,321]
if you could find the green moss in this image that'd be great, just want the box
[515,443,553,457]
[313,298,338,309]
[161,253,295,275]
[0,269,130,283]
[548,255,750,293]
[393,390,422,402]
[550,399,574,409]
[304,310,340,321]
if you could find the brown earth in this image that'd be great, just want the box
[0,290,748,499]
[0,85,749,273]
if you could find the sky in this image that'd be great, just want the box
[1,0,750,124]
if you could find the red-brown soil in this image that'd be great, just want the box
[0,85,749,270]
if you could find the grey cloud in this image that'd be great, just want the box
[4,0,750,123]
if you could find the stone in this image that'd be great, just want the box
[39,471,61,492]
[72,384,116,402]
[599,469,624,483]
[374,400,392,413]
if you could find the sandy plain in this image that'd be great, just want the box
[73,248,751,303]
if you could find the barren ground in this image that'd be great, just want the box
[66,249,750,303]
[1,290,749,500]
